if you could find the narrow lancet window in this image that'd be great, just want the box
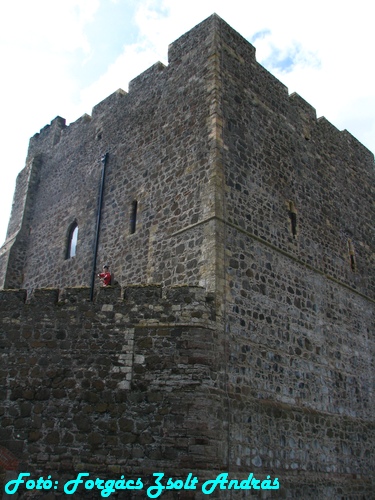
[288,201,297,238]
[348,239,356,272]
[130,200,138,234]
[66,222,78,259]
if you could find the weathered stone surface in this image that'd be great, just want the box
[0,285,224,496]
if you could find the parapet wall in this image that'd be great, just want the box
[0,285,226,496]
[1,282,374,497]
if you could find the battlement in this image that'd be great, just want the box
[32,115,67,140]
[0,283,224,480]
[28,116,67,157]
[91,88,127,118]
[128,61,166,94]
[0,284,216,326]
[22,13,373,170]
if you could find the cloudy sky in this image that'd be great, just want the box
[0,0,374,244]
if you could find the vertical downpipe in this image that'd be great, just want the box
[90,152,109,301]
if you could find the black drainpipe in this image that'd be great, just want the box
[90,152,109,301]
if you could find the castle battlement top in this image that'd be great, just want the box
[0,284,216,325]
[27,14,374,164]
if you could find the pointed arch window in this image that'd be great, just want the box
[66,222,78,259]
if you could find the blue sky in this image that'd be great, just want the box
[0,0,374,244]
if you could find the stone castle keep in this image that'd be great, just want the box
[0,14,374,499]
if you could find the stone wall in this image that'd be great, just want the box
[0,285,226,498]
[1,282,374,497]
[0,155,44,290]
[0,16,224,294]
[218,17,374,300]
[224,234,374,490]
[215,15,375,498]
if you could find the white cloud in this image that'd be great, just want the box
[78,41,162,111]
[0,0,98,53]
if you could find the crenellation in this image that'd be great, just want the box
[219,17,256,64]
[123,283,162,303]
[341,128,375,165]
[95,284,122,304]
[167,14,219,65]
[316,115,342,140]
[58,112,92,143]
[128,61,167,93]
[289,92,317,141]
[36,115,67,137]
[28,116,66,156]
[91,88,127,118]
[289,92,317,119]
[69,112,91,127]
[58,286,91,304]
[0,288,27,304]
[26,288,59,305]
